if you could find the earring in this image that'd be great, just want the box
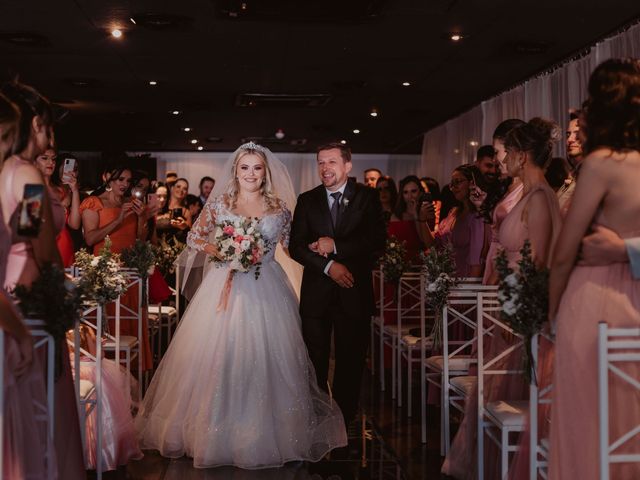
[105,185,112,192]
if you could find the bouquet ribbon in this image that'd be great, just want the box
[217,269,236,312]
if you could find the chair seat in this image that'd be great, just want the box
[450,375,477,396]
[103,335,138,349]
[148,305,177,316]
[425,355,473,373]
[79,379,95,400]
[401,334,434,348]
[485,400,528,427]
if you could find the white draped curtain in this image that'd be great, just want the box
[422,21,640,184]
[152,151,421,198]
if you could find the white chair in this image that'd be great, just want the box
[597,321,640,480]
[529,332,553,480]
[477,291,526,480]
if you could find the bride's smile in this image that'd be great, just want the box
[237,154,265,193]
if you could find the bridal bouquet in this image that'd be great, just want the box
[421,244,458,348]
[74,236,129,307]
[380,236,410,284]
[209,218,270,279]
[496,240,549,383]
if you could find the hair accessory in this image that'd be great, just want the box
[238,141,268,154]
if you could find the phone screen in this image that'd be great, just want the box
[17,184,45,237]
[63,157,76,173]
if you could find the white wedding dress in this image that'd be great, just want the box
[135,197,347,469]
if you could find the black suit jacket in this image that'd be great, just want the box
[290,179,386,317]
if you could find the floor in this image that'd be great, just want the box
[96,366,451,480]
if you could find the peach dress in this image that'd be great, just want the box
[79,196,153,371]
[548,212,640,480]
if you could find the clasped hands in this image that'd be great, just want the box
[308,237,354,288]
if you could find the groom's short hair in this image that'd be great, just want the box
[317,142,352,163]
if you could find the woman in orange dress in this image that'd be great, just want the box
[80,166,153,371]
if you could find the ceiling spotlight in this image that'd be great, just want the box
[190,139,198,144]
[402,82,411,87]
[370,108,378,118]
[129,17,137,25]
[469,140,479,147]
[450,34,463,42]
[182,127,191,132]
[353,129,360,134]
[111,29,123,38]
[171,110,180,115]
[197,146,204,151]
[149,80,157,86]
[275,128,285,140]
[340,140,347,145]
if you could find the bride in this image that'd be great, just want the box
[135,142,347,469]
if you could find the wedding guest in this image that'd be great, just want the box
[165,170,178,188]
[389,175,427,263]
[186,193,204,220]
[439,183,457,221]
[557,109,585,215]
[35,149,81,267]
[0,90,54,480]
[198,175,215,204]
[549,58,640,480]
[545,156,572,191]
[420,176,442,231]
[375,175,397,224]
[475,144,498,179]
[156,177,192,245]
[364,168,382,188]
[421,165,489,278]
[80,166,153,372]
[1,80,86,479]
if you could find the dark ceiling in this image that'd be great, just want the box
[1,0,638,154]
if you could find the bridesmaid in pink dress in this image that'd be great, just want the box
[0,81,86,479]
[0,89,54,480]
[548,59,640,480]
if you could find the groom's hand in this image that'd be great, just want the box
[328,262,354,288]
[317,237,335,256]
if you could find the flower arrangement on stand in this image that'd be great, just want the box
[13,263,84,377]
[380,236,410,285]
[153,236,186,278]
[495,240,549,383]
[421,244,458,348]
[121,239,156,304]
[74,236,128,333]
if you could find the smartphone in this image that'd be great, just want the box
[131,187,145,201]
[147,193,158,209]
[171,207,184,220]
[62,157,76,174]
[17,184,45,237]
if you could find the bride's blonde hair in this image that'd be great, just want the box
[223,147,281,211]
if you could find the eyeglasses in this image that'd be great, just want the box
[450,178,469,188]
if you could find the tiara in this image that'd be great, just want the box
[238,141,268,153]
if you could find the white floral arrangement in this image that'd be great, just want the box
[380,236,410,284]
[153,236,186,277]
[74,236,129,307]
[209,217,271,279]
[421,244,458,348]
[496,240,549,383]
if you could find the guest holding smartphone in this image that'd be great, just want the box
[155,177,192,245]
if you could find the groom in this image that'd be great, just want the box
[290,143,385,424]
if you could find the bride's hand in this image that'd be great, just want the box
[204,243,223,259]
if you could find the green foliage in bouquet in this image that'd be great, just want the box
[12,263,84,377]
[153,236,186,277]
[74,236,128,307]
[421,244,459,348]
[496,240,549,384]
[380,236,410,284]
[121,239,156,303]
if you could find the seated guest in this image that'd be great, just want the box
[375,175,397,224]
[198,176,215,204]
[364,168,382,188]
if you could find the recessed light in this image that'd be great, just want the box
[148,80,157,86]
[353,129,360,134]
[340,140,347,145]
[402,82,411,87]
[171,110,180,115]
[111,29,123,39]
[197,146,204,151]
[129,17,137,25]
[191,139,198,144]
[451,34,463,42]
[182,127,191,132]
[370,108,378,118]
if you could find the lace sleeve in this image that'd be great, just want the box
[280,206,292,248]
[187,199,217,251]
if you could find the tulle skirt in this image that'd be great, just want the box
[136,260,347,469]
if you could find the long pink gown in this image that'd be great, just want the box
[548,212,640,480]
[1,156,86,479]
[442,183,561,480]
[1,165,55,479]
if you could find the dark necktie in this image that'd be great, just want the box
[330,192,342,228]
